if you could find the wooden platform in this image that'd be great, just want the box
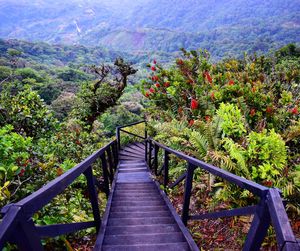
[94,142,199,251]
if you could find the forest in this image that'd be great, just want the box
[0,39,299,249]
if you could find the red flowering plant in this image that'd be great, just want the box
[142,45,300,219]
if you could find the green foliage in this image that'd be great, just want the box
[217,103,246,138]
[143,46,300,215]
[0,125,32,203]
[0,84,57,137]
[0,66,11,81]
[57,68,93,82]
[100,105,141,135]
[248,130,287,182]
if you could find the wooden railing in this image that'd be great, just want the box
[0,140,118,250]
[116,120,147,158]
[145,139,299,251]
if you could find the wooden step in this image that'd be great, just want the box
[95,142,198,251]
[119,151,145,157]
[103,232,185,245]
[107,217,175,226]
[110,205,168,212]
[105,224,179,235]
[109,211,171,219]
[112,194,160,200]
[111,200,165,207]
[102,242,189,251]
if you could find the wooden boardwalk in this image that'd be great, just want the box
[94,142,199,251]
[0,122,297,250]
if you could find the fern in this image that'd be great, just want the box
[222,138,250,178]
[190,131,208,158]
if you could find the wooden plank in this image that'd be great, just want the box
[153,181,199,251]
[181,163,196,225]
[243,196,271,251]
[266,189,298,250]
[0,205,21,249]
[120,129,145,140]
[169,172,186,189]
[84,166,101,233]
[94,170,119,250]
[36,221,95,238]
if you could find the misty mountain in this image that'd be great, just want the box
[0,0,299,58]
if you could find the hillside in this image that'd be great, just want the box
[0,0,299,59]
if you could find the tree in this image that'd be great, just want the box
[74,58,137,126]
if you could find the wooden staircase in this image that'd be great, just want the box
[0,121,298,251]
[94,142,199,251]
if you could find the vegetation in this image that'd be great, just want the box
[0,37,299,249]
[1,0,299,59]
[0,44,142,249]
[141,44,300,247]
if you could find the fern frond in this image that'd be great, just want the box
[222,138,250,178]
[190,131,208,158]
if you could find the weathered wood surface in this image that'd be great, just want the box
[94,143,199,251]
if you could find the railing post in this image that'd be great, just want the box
[106,149,114,182]
[144,122,148,162]
[163,151,170,191]
[84,166,101,233]
[154,144,159,176]
[14,216,43,251]
[100,154,110,198]
[116,127,121,151]
[112,141,118,166]
[148,140,152,168]
[182,162,196,225]
[266,189,299,251]
[145,141,148,163]
[243,193,271,251]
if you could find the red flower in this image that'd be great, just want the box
[155,83,160,88]
[290,106,298,115]
[176,59,184,65]
[149,88,155,93]
[205,115,211,122]
[204,71,212,83]
[262,180,273,187]
[56,167,63,176]
[210,92,215,100]
[187,79,194,84]
[152,76,159,81]
[151,66,156,71]
[189,120,194,126]
[153,59,157,64]
[228,80,234,86]
[145,92,150,97]
[18,169,25,177]
[164,82,170,87]
[266,106,273,114]
[250,108,256,117]
[191,99,199,110]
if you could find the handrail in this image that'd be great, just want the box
[152,139,268,197]
[0,140,118,250]
[116,120,147,155]
[117,120,146,129]
[146,137,299,251]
